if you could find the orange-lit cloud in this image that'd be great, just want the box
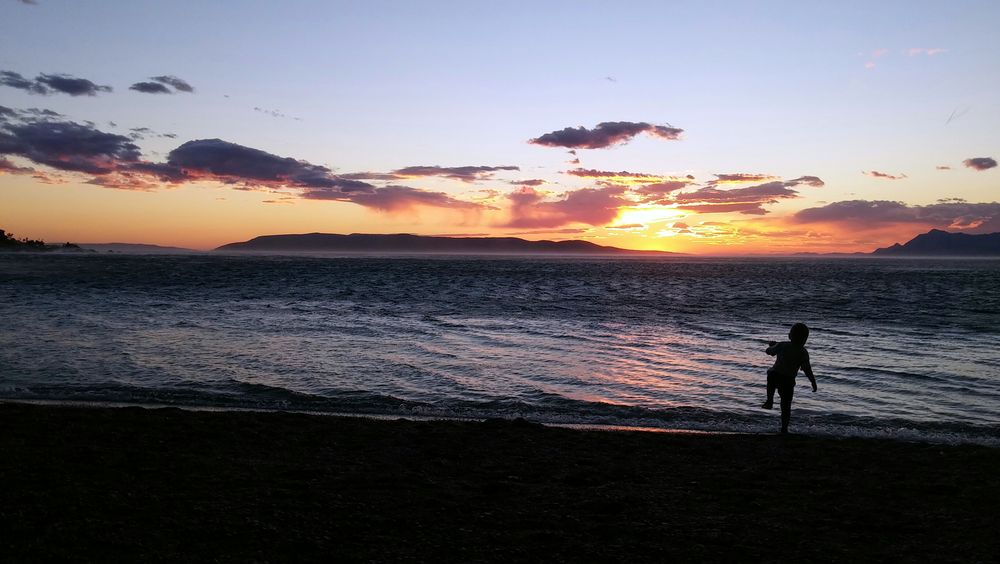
[672,177,822,215]
[504,186,628,228]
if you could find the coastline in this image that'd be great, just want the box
[2,402,997,561]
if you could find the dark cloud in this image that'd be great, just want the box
[505,186,628,228]
[863,170,907,180]
[0,119,141,174]
[130,81,172,94]
[18,0,39,4]
[963,157,997,171]
[0,71,47,94]
[151,75,194,93]
[1,71,112,96]
[606,223,645,230]
[510,179,547,186]
[165,138,344,189]
[793,200,1000,232]
[529,121,683,149]
[36,74,112,96]
[936,165,952,170]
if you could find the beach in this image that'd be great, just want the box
[1,403,997,562]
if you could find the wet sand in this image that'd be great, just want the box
[1,402,997,562]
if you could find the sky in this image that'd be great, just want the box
[1,0,998,253]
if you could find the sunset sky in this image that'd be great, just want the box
[1,0,998,253]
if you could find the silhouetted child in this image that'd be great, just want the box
[762,322,817,434]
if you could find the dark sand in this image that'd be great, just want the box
[1,403,997,562]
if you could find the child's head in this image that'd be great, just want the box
[789,323,809,346]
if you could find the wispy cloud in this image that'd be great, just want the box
[529,121,683,149]
[563,168,694,186]
[391,165,520,183]
[151,75,194,93]
[906,48,946,56]
[706,173,778,186]
[863,170,907,180]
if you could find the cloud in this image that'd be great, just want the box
[0,112,490,214]
[936,165,952,170]
[707,173,778,185]
[605,223,645,230]
[529,121,683,149]
[0,119,142,174]
[130,81,172,94]
[302,184,487,212]
[17,0,38,4]
[1,71,112,96]
[510,178,547,186]
[564,168,694,186]
[633,181,693,202]
[0,71,46,94]
[36,74,112,96]
[391,165,519,183]
[863,170,907,180]
[254,107,301,120]
[672,177,821,215]
[906,48,946,56]
[963,157,997,171]
[506,228,590,236]
[151,75,194,93]
[793,200,1000,232]
[0,157,35,175]
[504,185,628,228]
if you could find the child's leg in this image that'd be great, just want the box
[778,383,794,433]
[763,370,776,408]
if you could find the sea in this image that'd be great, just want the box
[2,253,999,445]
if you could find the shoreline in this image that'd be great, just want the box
[2,402,998,561]
[3,397,996,448]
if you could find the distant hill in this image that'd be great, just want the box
[78,243,199,254]
[872,229,1000,256]
[215,233,679,255]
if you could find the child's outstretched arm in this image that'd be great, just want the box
[802,351,817,392]
[765,341,779,355]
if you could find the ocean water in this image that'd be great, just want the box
[2,253,999,445]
